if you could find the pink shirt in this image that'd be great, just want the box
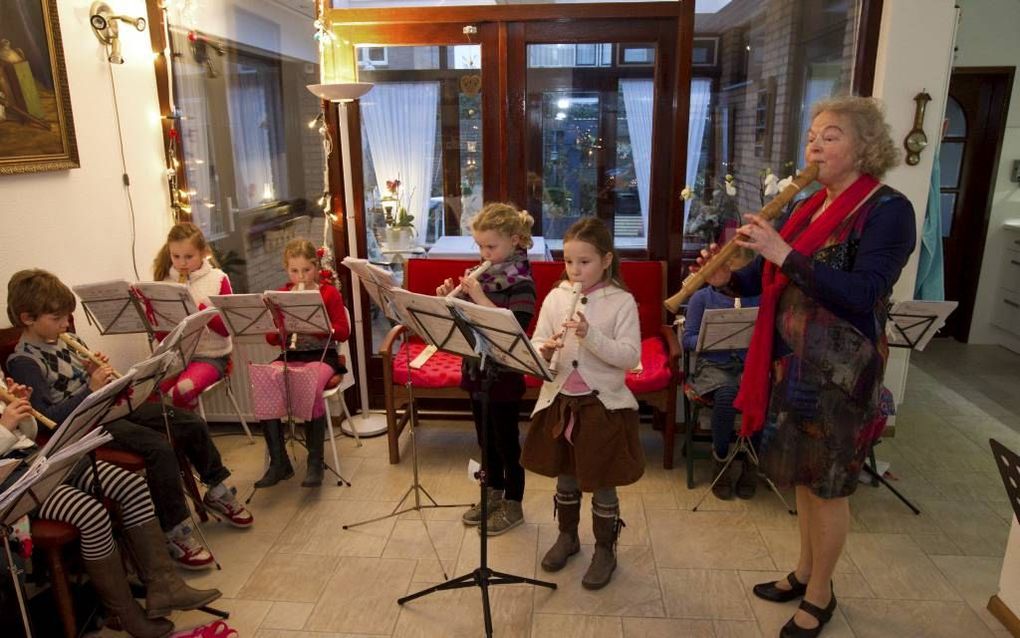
[559,281,608,442]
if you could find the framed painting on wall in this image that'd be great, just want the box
[0,0,79,175]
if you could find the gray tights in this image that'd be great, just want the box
[556,475,618,506]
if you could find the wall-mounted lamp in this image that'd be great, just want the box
[89,1,147,64]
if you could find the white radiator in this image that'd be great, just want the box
[198,338,278,422]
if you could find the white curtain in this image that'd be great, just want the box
[226,63,286,210]
[361,82,440,240]
[620,79,653,242]
[685,78,712,226]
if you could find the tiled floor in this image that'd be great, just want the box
[111,342,1020,637]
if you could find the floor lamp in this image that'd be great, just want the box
[306,83,388,438]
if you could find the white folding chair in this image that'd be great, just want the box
[323,308,359,459]
[198,363,255,443]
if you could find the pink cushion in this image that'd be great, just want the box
[391,339,463,387]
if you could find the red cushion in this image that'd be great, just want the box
[618,261,665,339]
[30,519,80,547]
[626,337,673,393]
[523,337,672,392]
[95,448,146,472]
[391,339,463,387]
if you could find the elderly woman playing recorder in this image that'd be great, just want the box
[693,96,916,638]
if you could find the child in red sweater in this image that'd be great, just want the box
[253,240,350,488]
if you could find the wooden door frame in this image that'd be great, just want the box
[946,66,1015,341]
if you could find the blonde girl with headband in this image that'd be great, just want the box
[436,203,537,535]
[253,239,350,488]
[152,222,234,409]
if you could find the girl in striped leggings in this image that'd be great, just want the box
[1,378,220,638]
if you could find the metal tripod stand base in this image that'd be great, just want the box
[692,436,796,515]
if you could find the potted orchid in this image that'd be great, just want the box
[381,178,416,250]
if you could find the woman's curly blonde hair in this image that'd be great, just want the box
[811,96,900,180]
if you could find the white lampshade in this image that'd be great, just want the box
[306,82,374,101]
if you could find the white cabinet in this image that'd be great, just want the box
[994,226,1020,338]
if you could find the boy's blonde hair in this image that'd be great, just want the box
[282,239,319,268]
[471,203,535,249]
[6,269,77,327]
[152,222,213,281]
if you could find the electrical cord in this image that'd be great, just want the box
[106,61,142,280]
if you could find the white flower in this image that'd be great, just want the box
[777,175,795,190]
[763,171,780,196]
[680,186,693,201]
[725,181,737,197]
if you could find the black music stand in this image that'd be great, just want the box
[687,308,796,515]
[873,300,958,515]
[989,439,1020,524]
[72,280,150,337]
[339,264,469,579]
[389,290,556,638]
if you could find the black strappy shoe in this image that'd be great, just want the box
[780,592,837,638]
[752,571,807,603]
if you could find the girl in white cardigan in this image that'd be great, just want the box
[151,222,234,409]
[521,218,645,591]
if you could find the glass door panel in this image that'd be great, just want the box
[355,43,483,352]
[524,43,656,251]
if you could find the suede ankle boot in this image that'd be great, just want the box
[582,501,624,590]
[84,547,175,638]
[541,490,581,572]
[123,520,222,618]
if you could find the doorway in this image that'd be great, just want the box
[940,67,1014,342]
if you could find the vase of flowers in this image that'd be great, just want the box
[380,178,416,250]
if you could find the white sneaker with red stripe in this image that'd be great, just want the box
[167,528,215,571]
[203,486,254,528]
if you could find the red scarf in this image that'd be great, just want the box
[734,174,879,436]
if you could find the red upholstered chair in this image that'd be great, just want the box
[380,259,680,468]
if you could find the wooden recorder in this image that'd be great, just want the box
[59,333,123,379]
[663,163,819,314]
[0,385,57,430]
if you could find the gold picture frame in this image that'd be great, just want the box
[0,0,79,175]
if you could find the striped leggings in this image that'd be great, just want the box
[37,460,156,560]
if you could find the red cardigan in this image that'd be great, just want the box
[265,283,350,346]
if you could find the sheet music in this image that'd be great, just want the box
[120,350,179,416]
[72,279,148,334]
[264,290,332,335]
[341,257,403,323]
[0,458,20,486]
[694,308,759,353]
[448,297,553,380]
[133,282,198,329]
[887,300,958,351]
[0,428,113,522]
[40,372,135,454]
[208,294,278,335]
[387,288,474,355]
[152,308,219,370]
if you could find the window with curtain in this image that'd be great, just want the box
[166,13,325,294]
[686,0,862,258]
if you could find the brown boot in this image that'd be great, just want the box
[84,548,175,638]
[582,501,624,590]
[540,490,581,572]
[123,520,222,618]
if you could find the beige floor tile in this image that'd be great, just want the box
[621,617,716,637]
[908,531,964,555]
[533,613,623,637]
[454,521,539,578]
[274,498,398,558]
[640,489,680,510]
[738,571,855,638]
[181,529,279,598]
[382,518,466,562]
[305,557,416,634]
[712,619,764,638]
[392,583,533,637]
[255,631,374,638]
[238,553,340,602]
[919,498,1010,557]
[647,510,775,570]
[930,554,1016,636]
[410,557,460,584]
[844,533,961,601]
[261,601,315,630]
[533,545,665,617]
[758,528,858,574]
[657,568,754,620]
[840,597,995,638]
